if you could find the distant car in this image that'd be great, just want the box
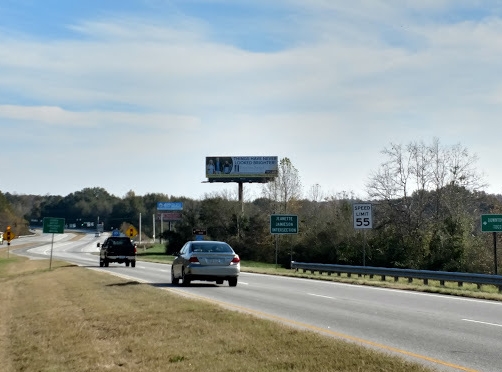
[95,232,100,237]
[171,240,240,286]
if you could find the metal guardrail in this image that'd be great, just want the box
[290,261,502,292]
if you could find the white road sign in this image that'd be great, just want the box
[353,203,373,229]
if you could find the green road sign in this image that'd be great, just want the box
[43,217,65,234]
[270,214,298,234]
[481,214,502,232]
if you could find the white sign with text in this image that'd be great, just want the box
[353,203,373,229]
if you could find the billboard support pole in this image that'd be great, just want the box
[139,213,142,249]
[238,182,244,213]
[152,214,155,244]
[160,214,163,244]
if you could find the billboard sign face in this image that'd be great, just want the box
[157,202,183,211]
[206,156,278,183]
[157,212,183,221]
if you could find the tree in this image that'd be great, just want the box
[260,157,302,266]
[366,138,486,270]
[262,157,302,214]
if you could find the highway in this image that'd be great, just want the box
[11,232,502,372]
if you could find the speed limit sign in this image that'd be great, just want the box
[353,203,373,229]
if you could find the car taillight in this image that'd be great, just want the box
[189,256,200,263]
[231,255,240,264]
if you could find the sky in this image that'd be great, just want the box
[1,0,502,201]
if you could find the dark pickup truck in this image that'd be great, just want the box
[97,237,137,267]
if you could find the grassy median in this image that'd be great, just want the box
[0,251,438,372]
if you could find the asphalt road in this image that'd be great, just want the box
[10,232,502,372]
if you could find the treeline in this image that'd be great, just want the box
[2,183,501,274]
[2,139,502,274]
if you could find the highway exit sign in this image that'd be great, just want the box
[481,214,502,232]
[43,217,65,234]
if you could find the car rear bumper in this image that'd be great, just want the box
[104,256,136,260]
[187,265,240,278]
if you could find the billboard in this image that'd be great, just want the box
[157,202,183,211]
[206,156,278,183]
[156,212,183,221]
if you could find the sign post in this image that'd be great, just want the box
[157,202,184,211]
[157,202,184,243]
[270,215,298,268]
[3,226,15,244]
[353,203,373,267]
[353,203,373,229]
[42,217,65,270]
[192,228,207,241]
[270,215,298,235]
[481,214,502,275]
[127,226,138,238]
[2,226,16,258]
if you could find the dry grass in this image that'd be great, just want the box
[0,255,438,372]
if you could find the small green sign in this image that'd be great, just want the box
[270,214,298,234]
[481,214,502,232]
[43,217,65,234]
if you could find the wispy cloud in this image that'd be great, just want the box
[1,1,502,197]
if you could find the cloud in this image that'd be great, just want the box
[1,1,502,197]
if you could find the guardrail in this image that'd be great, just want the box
[290,261,502,292]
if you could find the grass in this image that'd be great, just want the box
[137,244,502,302]
[0,247,439,372]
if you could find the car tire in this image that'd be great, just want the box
[125,261,130,267]
[131,260,136,268]
[181,268,191,286]
[171,267,179,285]
[104,259,109,267]
[228,277,238,287]
[99,260,104,267]
[216,279,223,285]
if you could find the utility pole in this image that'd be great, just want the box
[139,213,142,248]
[152,214,155,244]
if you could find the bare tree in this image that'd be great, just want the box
[308,183,324,202]
[366,138,487,269]
[262,157,302,213]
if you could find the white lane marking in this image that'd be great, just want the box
[462,319,502,327]
[239,282,249,285]
[308,293,336,300]
[241,272,502,306]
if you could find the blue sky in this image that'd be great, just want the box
[1,0,502,200]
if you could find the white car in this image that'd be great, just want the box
[171,240,240,286]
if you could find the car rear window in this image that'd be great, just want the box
[191,243,233,253]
